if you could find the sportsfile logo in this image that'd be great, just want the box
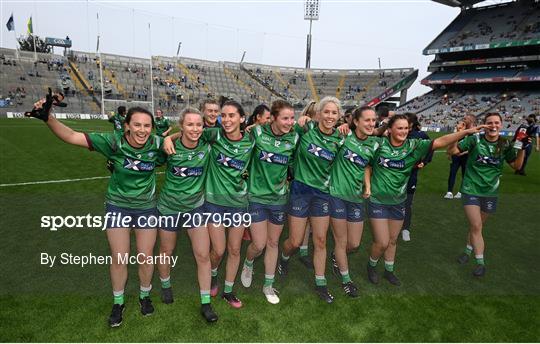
[344,149,368,167]
[475,155,500,166]
[259,151,289,165]
[307,143,334,161]
[123,158,155,171]
[171,166,203,177]
[217,153,245,170]
[378,157,405,169]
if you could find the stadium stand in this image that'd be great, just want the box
[1,46,417,117]
[400,0,540,131]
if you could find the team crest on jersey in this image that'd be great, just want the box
[123,158,155,171]
[378,157,405,169]
[259,151,289,165]
[344,149,368,167]
[476,155,500,166]
[148,152,155,158]
[307,143,335,161]
[217,153,245,170]
[197,152,206,160]
[171,166,203,177]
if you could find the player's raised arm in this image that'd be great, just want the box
[433,125,487,151]
[28,95,89,148]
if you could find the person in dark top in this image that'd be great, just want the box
[401,112,433,242]
[515,114,539,176]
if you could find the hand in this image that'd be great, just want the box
[362,188,371,199]
[466,124,488,134]
[416,162,425,169]
[163,135,176,155]
[297,115,311,127]
[245,124,256,133]
[337,123,350,136]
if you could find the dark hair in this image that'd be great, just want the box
[247,104,270,126]
[484,112,502,123]
[117,106,126,116]
[528,114,537,123]
[125,106,154,128]
[377,106,389,119]
[387,114,409,128]
[406,112,421,131]
[350,105,375,131]
[222,100,246,131]
[270,100,293,118]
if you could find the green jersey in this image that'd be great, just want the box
[155,117,171,136]
[204,128,255,208]
[109,114,125,133]
[293,121,345,193]
[157,137,211,215]
[330,134,380,203]
[85,132,167,209]
[370,137,432,205]
[248,124,300,205]
[458,134,517,197]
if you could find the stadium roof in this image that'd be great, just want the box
[431,0,485,7]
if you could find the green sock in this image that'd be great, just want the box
[464,245,473,256]
[224,281,234,294]
[244,259,254,268]
[299,245,308,257]
[315,275,327,287]
[160,276,171,289]
[384,261,394,272]
[139,285,151,300]
[113,291,124,305]
[211,268,218,277]
[264,274,274,287]
[341,270,351,284]
[200,291,211,305]
[475,255,485,265]
[369,256,379,267]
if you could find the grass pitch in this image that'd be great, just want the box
[0,119,539,342]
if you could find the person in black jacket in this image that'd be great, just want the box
[401,112,433,242]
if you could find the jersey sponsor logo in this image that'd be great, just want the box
[171,166,203,177]
[123,158,155,171]
[378,157,405,169]
[307,143,335,161]
[259,150,289,165]
[217,153,245,170]
[475,155,500,166]
[344,149,368,167]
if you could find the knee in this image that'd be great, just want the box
[388,237,398,247]
[347,243,359,253]
[212,245,226,258]
[288,236,302,250]
[194,251,210,265]
[375,239,389,251]
[252,241,266,253]
[469,222,483,233]
[160,246,175,257]
[266,238,279,250]
[313,235,327,250]
[227,245,241,258]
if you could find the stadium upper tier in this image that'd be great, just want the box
[397,90,540,130]
[422,66,540,85]
[424,0,540,54]
[0,47,416,116]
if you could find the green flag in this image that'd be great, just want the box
[27,16,33,35]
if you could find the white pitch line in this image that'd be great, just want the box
[1,172,165,187]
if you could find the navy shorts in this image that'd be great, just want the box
[105,203,158,230]
[205,201,247,227]
[288,180,330,218]
[329,196,365,222]
[367,201,406,221]
[249,202,286,225]
[158,204,208,231]
[462,193,498,214]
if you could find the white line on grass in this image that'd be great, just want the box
[1,172,165,187]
